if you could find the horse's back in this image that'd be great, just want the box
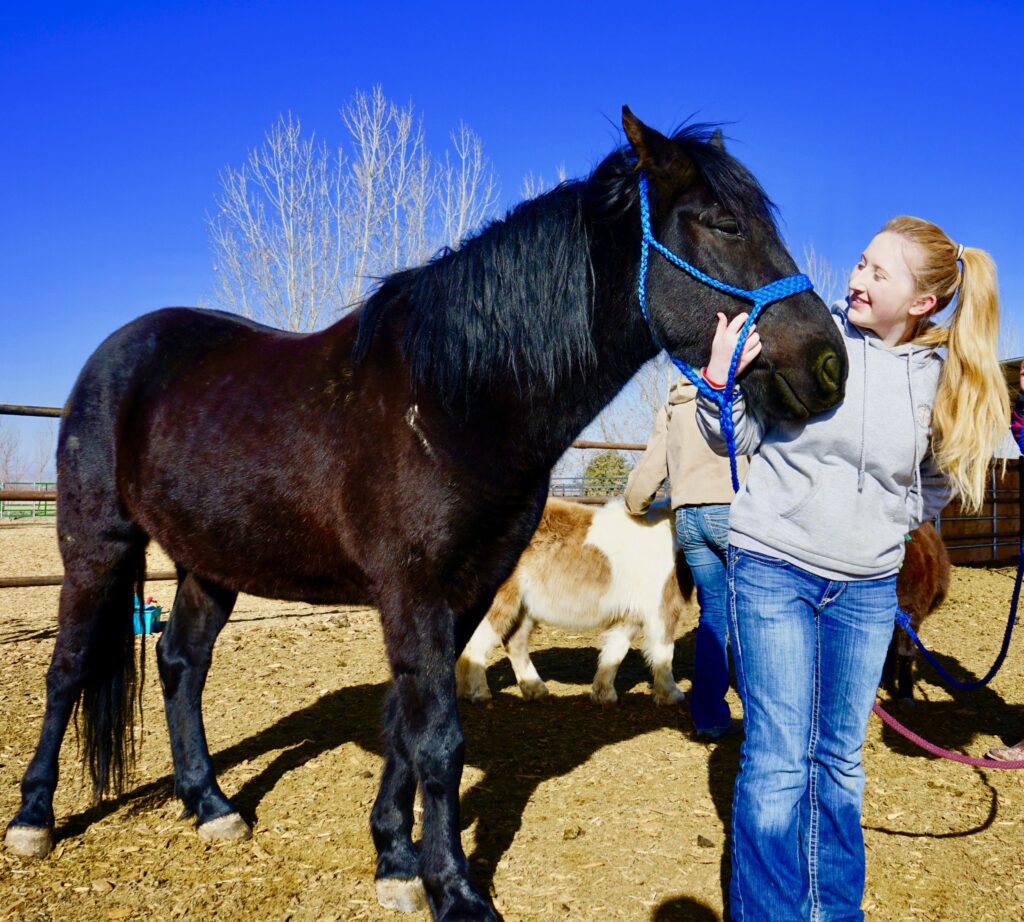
[511,498,676,630]
[59,307,373,602]
[898,521,951,620]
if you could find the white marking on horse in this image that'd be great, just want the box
[405,404,437,460]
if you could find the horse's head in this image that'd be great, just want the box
[621,107,846,422]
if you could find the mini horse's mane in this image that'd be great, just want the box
[352,123,777,404]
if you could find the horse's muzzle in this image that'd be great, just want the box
[769,347,846,420]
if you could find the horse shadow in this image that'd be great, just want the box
[53,634,706,902]
[49,627,1016,917]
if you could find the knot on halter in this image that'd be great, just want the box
[636,171,814,490]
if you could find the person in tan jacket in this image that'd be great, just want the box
[624,377,747,739]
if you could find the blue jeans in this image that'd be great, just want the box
[675,505,731,734]
[727,546,897,922]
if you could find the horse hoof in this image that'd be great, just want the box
[197,812,252,843]
[653,688,686,706]
[589,687,617,706]
[376,876,428,912]
[519,680,550,701]
[462,685,492,704]
[5,825,53,858]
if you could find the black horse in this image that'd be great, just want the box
[5,108,846,920]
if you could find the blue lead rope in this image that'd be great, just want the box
[636,171,814,490]
[894,545,1022,690]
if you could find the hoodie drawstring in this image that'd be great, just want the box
[858,336,868,492]
[907,355,924,524]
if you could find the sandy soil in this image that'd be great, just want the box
[1,521,1023,921]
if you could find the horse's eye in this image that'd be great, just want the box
[713,219,742,237]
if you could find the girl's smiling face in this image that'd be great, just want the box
[847,231,936,346]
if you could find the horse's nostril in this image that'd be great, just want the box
[818,352,841,392]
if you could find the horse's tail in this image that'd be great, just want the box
[75,550,147,799]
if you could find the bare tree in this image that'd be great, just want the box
[438,122,500,248]
[802,243,847,307]
[29,422,57,482]
[209,113,345,331]
[208,87,499,332]
[338,87,436,306]
[520,163,568,201]
[0,420,18,484]
[998,315,1024,361]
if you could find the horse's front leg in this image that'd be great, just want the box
[374,597,495,921]
[372,686,427,912]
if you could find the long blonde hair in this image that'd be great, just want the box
[884,216,1008,513]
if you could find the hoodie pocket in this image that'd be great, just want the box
[779,482,822,520]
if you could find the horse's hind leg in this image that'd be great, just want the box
[6,532,146,858]
[881,635,898,694]
[455,618,501,703]
[883,618,918,704]
[455,582,522,703]
[643,597,687,706]
[156,572,248,841]
[896,653,915,704]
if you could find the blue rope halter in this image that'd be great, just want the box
[636,171,814,489]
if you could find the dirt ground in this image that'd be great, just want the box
[1,520,1023,921]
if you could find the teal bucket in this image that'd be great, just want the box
[133,597,164,635]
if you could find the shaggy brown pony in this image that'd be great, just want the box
[884,521,951,702]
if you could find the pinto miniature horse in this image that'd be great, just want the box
[883,521,951,702]
[457,498,691,706]
[5,109,847,921]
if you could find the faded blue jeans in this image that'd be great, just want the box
[726,546,897,922]
[675,504,731,734]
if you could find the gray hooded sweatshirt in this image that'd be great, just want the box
[695,302,951,580]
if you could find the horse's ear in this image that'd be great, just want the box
[622,106,695,196]
[709,128,726,151]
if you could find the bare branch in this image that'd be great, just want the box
[208,112,345,331]
[520,163,568,201]
[801,243,848,307]
[439,122,499,247]
[0,420,19,483]
[208,88,499,331]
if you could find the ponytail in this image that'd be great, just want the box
[885,215,1008,513]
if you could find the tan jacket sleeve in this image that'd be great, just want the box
[624,404,670,515]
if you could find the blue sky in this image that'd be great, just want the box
[2,0,1022,460]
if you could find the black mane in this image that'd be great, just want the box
[353,182,596,405]
[352,122,777,404]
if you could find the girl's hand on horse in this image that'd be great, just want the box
[704,312,761,387]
